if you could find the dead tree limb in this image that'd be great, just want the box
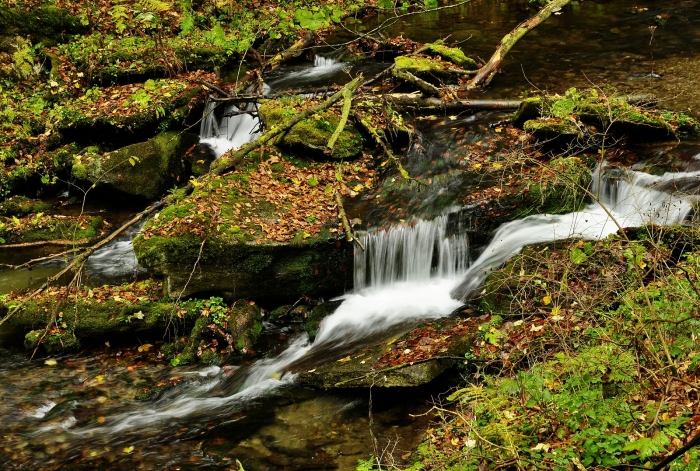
[0,248,82,270]
[392,69,442,96]
[464,0,572,89]
[334,190,364,251]
[379,93,523,111]
[211,75,364,175]
[197,79,230,98]
[326,86,353,154]
[267,32,316,71]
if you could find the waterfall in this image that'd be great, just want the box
[354,215,469,290]
[451,165,698,300]
[199,99,261,158]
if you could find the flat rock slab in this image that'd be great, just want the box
[297,316,480,388]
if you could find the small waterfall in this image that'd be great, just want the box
[199,99,261,158]
[451,165,698,300]
[354,215,469,290]
[313,55,340,68]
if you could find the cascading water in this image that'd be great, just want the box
[64,215,469,435]
[354,214,469,290]
[199,99,261,158]
[451,164,698,300]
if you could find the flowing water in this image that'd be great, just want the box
[4,0,700,469]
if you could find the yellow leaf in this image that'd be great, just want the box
[353,184,363,191]
[493,163,502,169]
[551,305,561,316]
[474,163,482,169]
[542,295,551,305]
[138,343,153,352]
[123,446,134,454]
[451,437,460,446]
[495,127,502,133]
[96,375,104,383]
[44,358,58,366]
[338,356,352,363]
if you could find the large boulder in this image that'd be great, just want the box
[71,131,199,201]
[133,153,364,303]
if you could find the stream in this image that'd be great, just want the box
[3,0,700,469]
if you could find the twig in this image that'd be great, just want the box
[334,190,364,251]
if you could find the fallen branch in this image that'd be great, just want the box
[0,200,165,327]
[334,190,364,251]
[392,69,442,96]
[379,93,523,111]
[197,79,230,98]
[0,248,81,270]
[211,75,364,175]
[0,239,92,248]
[326,86,353,154]
[464,0,572,89]
[267,32,316,71]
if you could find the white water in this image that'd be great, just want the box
[265,55,346,91]
[354,214,469,289]
[62,163,698,435]
[199,100,261,158]
[451,165,698,299]
[74,216,467,434]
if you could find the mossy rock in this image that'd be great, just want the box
[0,196,51,217]
[228,300,263,352]
[0,4,89,46]
[513,97,542,127]
[523,117,587,141]
[71,132,199,201]
[268,303,309,324]
[297,317,477,388]
[9,288,201,353]
[393,56,459,85]
[0,214,104,245]
[305,300,341,341]
[424,41,477,69]
[516,90,676,142]
[258,100,363,160]
[134,232,353,304]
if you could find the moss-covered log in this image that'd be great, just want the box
[465,0,572,89]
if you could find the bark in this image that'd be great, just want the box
[267,32,316,71]
[211,75,364,175]
[392,69,442,96]
[334,190,364,251]
[465,0,572,89]
[326,87,353,154]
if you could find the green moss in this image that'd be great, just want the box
[0,215,104,244]
[73,131,198,200]
[425,41,477,69]
[0,196,51,217]
[228,299,263,352]
[394,55,447,74]
[258,100,363,160]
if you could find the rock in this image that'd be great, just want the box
[133,160,354,303]
[258,100,363,160]
[6,280,200,352]
[0,214,105,245]
[0,196,51,217]
[305,300,342,341]
[0,5,88,46]
[228,300,263,352]
[393,56,460,85]
[71,131,199,201]
[515,89,676,143]
[297,318,477,388]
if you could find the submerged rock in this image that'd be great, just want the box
[71,131,199,201]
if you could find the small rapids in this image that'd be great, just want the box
[199,99,261,158]
[451,164,698,300]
